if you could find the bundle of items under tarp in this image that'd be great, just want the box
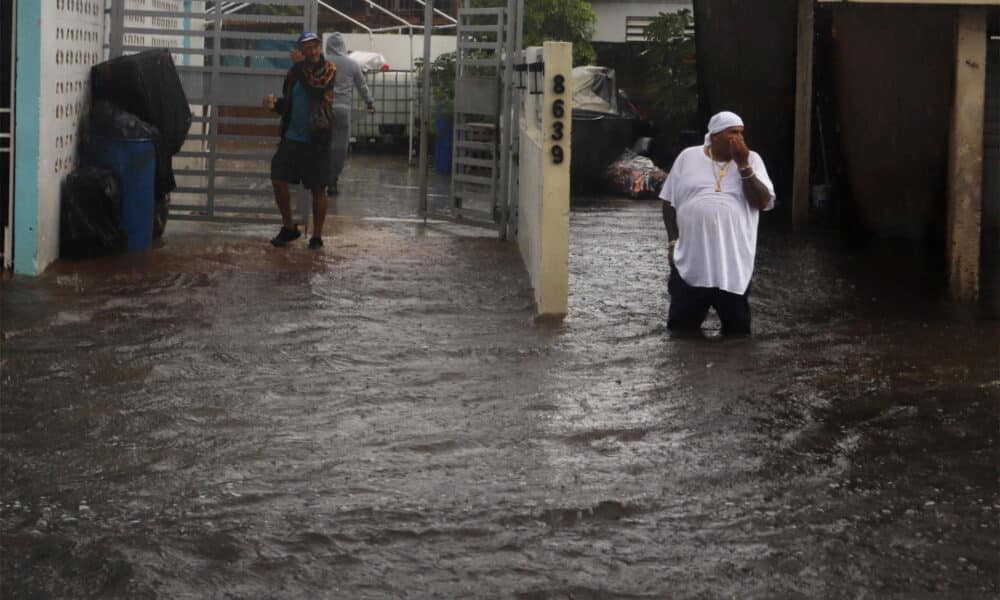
[91,49,191,237]
[61,48,191,257]
[605,144,668,199]
[569,66,652,194]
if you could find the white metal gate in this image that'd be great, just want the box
[107,0,318,224]
[424,1,521,239]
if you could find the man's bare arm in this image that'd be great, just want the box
[731,138,772,210]
[662,202,678,241]
[737,167,772,210]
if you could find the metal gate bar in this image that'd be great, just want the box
[418,1,521,238]
[421,6,507,231]
[1,0,13,269]
[107,0,317,225]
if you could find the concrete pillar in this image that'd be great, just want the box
[517,42,571,320]
[536,42,571,319]
[791,0,814,231]
[947,7,987,301]
[12,0,41,275]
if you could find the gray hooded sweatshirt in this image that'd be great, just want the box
[325,33,375,110]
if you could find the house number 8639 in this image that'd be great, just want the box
[551,75,566,164]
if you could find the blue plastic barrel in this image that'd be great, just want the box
[433,113,453,174]
[90,137,156,251]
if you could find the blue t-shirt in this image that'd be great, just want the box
[284,81,311,143]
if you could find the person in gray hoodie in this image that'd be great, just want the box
[323,32,376,195]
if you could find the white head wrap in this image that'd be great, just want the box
[704,111,745,145]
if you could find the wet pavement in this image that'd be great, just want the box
[2,155,999,599]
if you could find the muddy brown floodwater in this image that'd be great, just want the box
[2,157,998,599]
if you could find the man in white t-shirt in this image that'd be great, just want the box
[658,111,775,335]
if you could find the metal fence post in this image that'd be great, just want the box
[418,0,434,220]
[108,0,124,58]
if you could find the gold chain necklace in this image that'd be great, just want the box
[708,147,729,192]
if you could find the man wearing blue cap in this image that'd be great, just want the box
[290,32,376,196]
[263,32,336,250]
[658,111,775,335]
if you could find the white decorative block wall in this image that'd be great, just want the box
[46,0,103,178]
[122,0,205,67]
[34,0,105,270]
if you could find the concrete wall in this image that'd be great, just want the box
[517,42,571,319]
[590,1,692,43]
[694,0,798,225]
[13,0,104,275]
[830,5,955,240]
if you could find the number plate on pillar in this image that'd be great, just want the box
[550,76,566,164]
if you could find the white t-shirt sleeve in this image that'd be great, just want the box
[659,151,684,204]
[750,151,776,211]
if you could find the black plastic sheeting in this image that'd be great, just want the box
[90,49,191,200]
[89,49,191,238]
[90,49,191,156]
[88,99,160,140]
[59,167,128,258]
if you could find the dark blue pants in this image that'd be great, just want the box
[667,268,752,335]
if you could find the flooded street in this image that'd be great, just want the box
[2,159,998,598]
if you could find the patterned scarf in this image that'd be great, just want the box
[288,59,336,146]
[299,59,335,93]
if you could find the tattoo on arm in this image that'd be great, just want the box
[662,202,679,241]
[741,175,771,210]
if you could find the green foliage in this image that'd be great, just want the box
[641,9,698,122]
[418,0,600,124]
[428,51,457,115]
[473,0,596,65]
[522,0,596,65]
[415,51,457,127]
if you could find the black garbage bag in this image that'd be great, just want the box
[153,193,170,239]
[87,99,160,140]
[90,49,191,156]
[60,167,128,258]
